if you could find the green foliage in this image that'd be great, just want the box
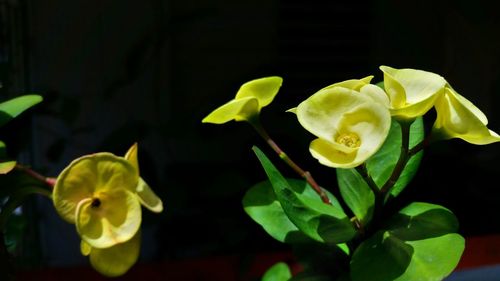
[350,202,464,281]
[365,118,424,197]
[0,95,43,127]
[252,146,356,245]
[0,141,16,174]
[336,168,374,225]
[243,180,316,244]
[261,262,292,281]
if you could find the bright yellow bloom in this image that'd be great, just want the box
[432,86,500,144]
[53,143,163,276]
[53,153,141,248]
[202,76,283,124]
[380,66,446,120]
[80,231,141,277]
[294,78,391,168]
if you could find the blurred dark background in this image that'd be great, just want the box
[1,0,500,278]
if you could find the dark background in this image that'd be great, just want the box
[1,0,500,277]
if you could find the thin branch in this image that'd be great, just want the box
[380,122,410,195]
[356,164,380,195]
[15,164,56,188]
[250,119,332,205]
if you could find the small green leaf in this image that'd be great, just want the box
[252,146,356,245]
[336,168,374,225]
[243,180,311,243]
[0,141,16,174]
[350,202,464,281]
[0,95,43,127]
[262,262,292,281]
[0,161,16,174]
[365,117,424,197]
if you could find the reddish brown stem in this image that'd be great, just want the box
[250,120,331,205]
[15,164,56,188]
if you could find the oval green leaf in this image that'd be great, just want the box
[0,95,43,127]
[262,262,292,281]
[350,202,464,281]
[336,168,375,225]
[252,146,356,245]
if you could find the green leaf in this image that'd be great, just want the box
[262,262,292,281]
[0,161,16,174]
[243,180,316,244]
[0,95,43,127]
[0,140,16,174]
[350,202,464,281]
[336,168,374,225]
[365,117,424,197]
[252,146,356,245]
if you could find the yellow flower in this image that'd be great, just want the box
[53,153,141,248]
[80,231,141,277]
[53,143,163,276]
[202,76,283,124]
[294,78,391,168]
[380,66,446,120]
[432,86,500,144]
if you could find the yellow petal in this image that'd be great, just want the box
[124,143,139,173]
[360,84,390,107]
[89,231,141,277]
[202,97,259,124]
[81,240,92,256]
[379,66,407,108]
[309,138,358,168]
[76,189,141,249]
[321,76,374,92]
[296,86,391,168]
[296,87,360,141]
[432,87,500,144]
[380,66,446,119]
[136,177,163,213]
[234,76,283,108]
[53,153,139,223]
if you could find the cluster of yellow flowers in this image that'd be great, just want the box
[52,143,163,277]
[203,66,500,169]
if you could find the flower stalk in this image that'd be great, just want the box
[250,118,332,205]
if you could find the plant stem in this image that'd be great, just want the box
[408,132,431,156]
[356,164,380,196]
[379,122,411,196]
[14,164,56,188]
[250,119,332,205]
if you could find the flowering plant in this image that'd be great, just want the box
[0,95,163,278]
[203,67,500,281]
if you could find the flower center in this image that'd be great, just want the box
[336,133,361,148]
[91,198,101,208]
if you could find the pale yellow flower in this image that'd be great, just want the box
[53,143,163,276]
[380,66,446,120]
[294,78,391,168]
[53,153,141,248]
[202,76,283,124]
[432,86,500,144]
